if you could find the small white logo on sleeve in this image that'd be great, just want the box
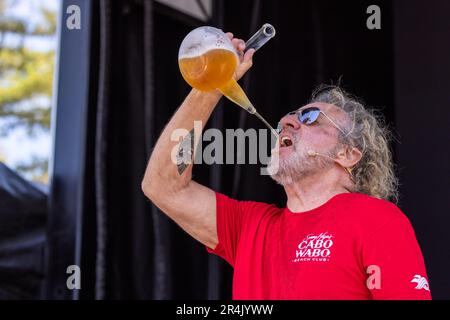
[410,275,430,291]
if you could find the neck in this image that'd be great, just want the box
[284,169,350,213]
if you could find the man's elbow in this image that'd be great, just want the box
[141,170,190,204]
[141,175,178,204]
[141,166,165,200]
[141,177,158,201]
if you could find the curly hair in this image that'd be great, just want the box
[310,85,399,203]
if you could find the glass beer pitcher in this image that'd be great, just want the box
[178,26,277,135]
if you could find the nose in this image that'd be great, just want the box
[278,112,301,132]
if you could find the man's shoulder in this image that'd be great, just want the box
[335,192,401,212]
[333,192,409,232]
[240,199,282,217]
[216,192,281,215]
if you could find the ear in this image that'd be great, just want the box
[334,145,362,169]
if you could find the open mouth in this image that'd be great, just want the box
[280,135,293,148]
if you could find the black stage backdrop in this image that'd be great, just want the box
[45,0,450,299]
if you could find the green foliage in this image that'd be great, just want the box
[0,9,55,133]
[0,0,57,182]
[15,156,49,183]
[0,48,53,132]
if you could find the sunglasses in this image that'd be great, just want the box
[276,107,348,136]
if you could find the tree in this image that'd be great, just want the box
[0,0,57,183]
[15,156,49,184]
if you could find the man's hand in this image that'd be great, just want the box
[226,32,256,81]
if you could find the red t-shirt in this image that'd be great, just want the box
[207,192,431,300]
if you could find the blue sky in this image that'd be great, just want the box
[0,0,59,180]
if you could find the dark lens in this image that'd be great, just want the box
[300,108,320,125]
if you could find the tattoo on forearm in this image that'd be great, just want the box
[176,128,195,175]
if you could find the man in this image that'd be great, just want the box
[141,33,431,300]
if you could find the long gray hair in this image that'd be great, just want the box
[310,85,399,203]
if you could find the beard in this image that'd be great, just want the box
[267,138,336,186]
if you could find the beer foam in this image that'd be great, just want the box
[178,26,237,59]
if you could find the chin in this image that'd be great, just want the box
[278,145,296,157]
[268,149,326,186]
[267,157,300,185]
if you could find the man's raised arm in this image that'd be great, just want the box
[141,34,254,249]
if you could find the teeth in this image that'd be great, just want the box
[281,136,292,147]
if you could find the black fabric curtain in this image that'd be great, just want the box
[86,0,213,299]
[91,0,158,299]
